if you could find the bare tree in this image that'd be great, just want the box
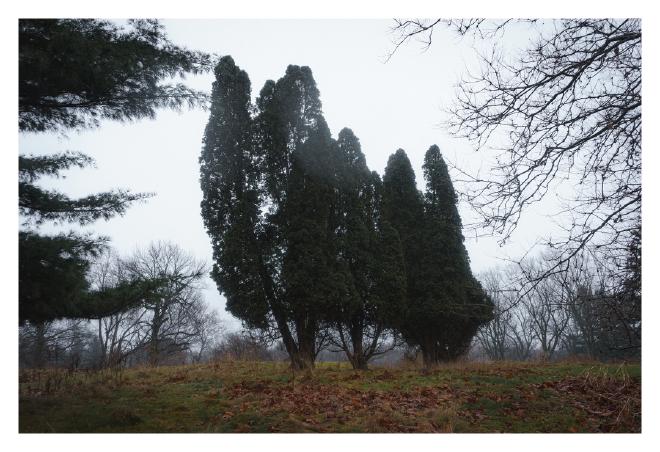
[509,308,535,361]
[520,258,571,360]
[477,266,537,361]
[124,241,208,366]
[390,19,641,292]
[19,319,93,369]
[328,326,400,370]
[88,250,146,367]
[191,306,223,363]
[211,332,275,362]
[476,269,514,361]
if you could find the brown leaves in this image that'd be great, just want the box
[530,374,641,432]
[223,379,457,432]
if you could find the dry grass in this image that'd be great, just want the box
[19,360,640,433]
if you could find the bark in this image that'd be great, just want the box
[34,321,47,368]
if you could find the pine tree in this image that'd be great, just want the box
[19,19,212,133]
[19,19,210,325]
[18,152,156,325]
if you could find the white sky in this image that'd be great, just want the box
[18,20,583,329]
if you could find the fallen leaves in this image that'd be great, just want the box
[529,374,641,432]
[19,361,641,433]
[223,379,458,432]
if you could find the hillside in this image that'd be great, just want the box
[19,361,640,433]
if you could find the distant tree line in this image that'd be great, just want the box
[199,56,494,370]
[474,246,640,362]
[19,242,223,369]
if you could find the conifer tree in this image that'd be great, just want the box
[20,19,212,133]
[199,56,266,329]
[19,19,211,325]
[200,60,341,369]
[382,146,492,366]
[416,145,492,364]
[330,129,406,369]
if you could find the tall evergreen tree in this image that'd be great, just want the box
[330,129,406,369]
[382,146,492,366]
[416,145,492,364]
[381,148,425,299]
[199,56,266,329]
[200,59,342,369]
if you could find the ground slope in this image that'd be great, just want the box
[19,361,640,433]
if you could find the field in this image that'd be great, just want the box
[19,360,641,433]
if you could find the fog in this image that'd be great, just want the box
[18,20,563,330]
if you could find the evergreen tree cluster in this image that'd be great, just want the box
[200,56,493,369]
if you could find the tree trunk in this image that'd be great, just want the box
[34,321,47,368]
[294,326,316,370]
[348,327,369,370]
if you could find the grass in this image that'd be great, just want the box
[19,360,641,433]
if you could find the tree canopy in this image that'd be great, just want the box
[19,19,212,325]
[19,19,213,133]
[390,19,641,297]
[381,146,492,365]
[201,56,488,368]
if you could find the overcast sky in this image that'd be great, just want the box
[18,19,562,330]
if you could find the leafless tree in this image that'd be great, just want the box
[123,241,208,366]
[509,308,535,361]
[477,266,537,361]
[520,258,571,360]
[19,319,93,369]
[476,269,514,361]
[211,332,275,362]
[390,19,641,291]
[191,306,223,363]
[328,325,400,370]
[87,250,146,367]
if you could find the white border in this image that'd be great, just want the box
[3,1,657,451]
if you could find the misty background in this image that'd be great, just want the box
[18,19,562,330]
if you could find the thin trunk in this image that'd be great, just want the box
[34,321,47,368]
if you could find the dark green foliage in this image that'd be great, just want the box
[19,231,103,324]
[201,57,488,369]
[281,118,342,364]
[19,19,213,132]
[380,148,425,300]
[18,151,151,323]
[382,146,492,365]
[19,232,159,324]
[199,56,266,330]
[19,152,150,225]
[201,58,340,369]
[19,19,205,324]
[330,129,406,369]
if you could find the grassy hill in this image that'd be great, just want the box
[19,360,640,433]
